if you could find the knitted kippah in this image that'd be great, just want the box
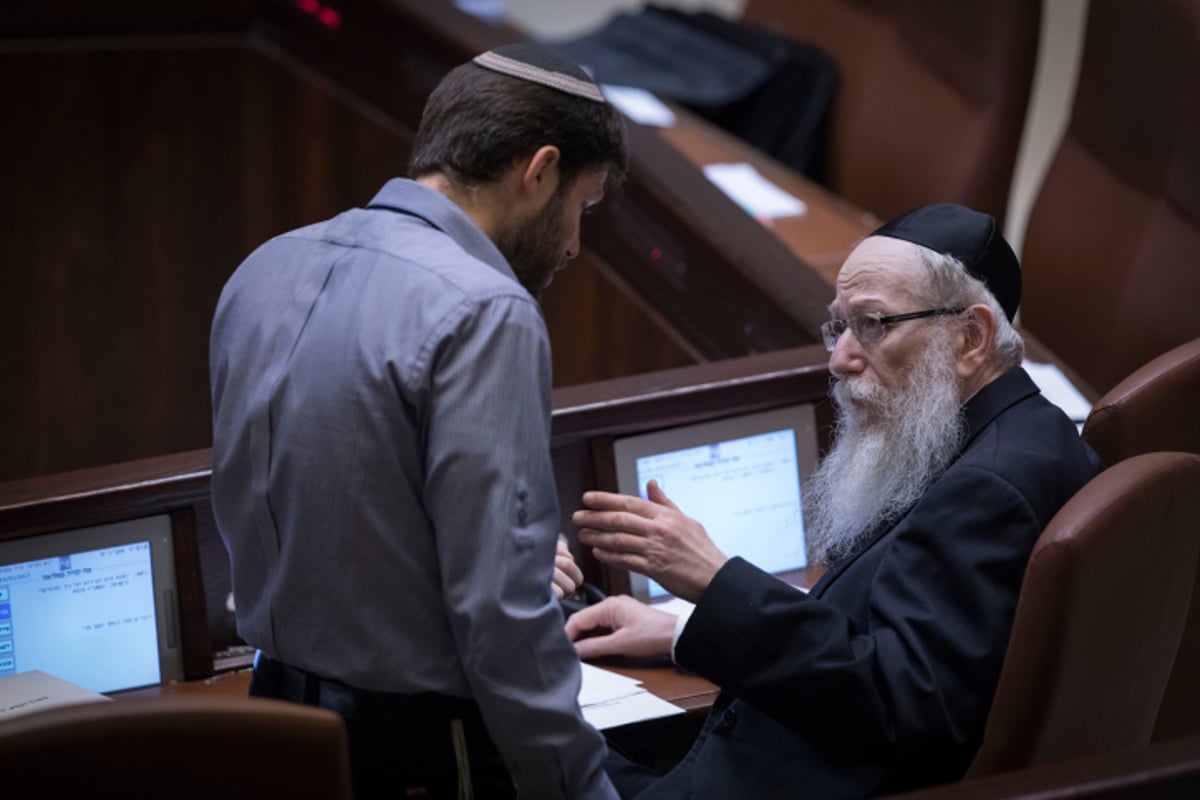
[871,203,1022,321]
[473,42,606,103]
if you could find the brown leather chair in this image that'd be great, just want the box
[1069,328,1200,753]
[966,451,1200,778]
[742,0,1041,223]
[0,694,353,799]
[1082,336,1200,467]
[1078,338,1200,744]
[1019,0,1200,396]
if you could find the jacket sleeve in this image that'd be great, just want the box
[674,462,1041,763]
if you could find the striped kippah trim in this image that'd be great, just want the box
[474,50,606,103]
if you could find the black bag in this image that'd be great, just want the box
[551,5,837,179]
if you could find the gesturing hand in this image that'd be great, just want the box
[572,480,727,602]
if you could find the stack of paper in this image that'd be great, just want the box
[578,662,684,730]
[0,670,111,721]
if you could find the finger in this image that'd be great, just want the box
[552,568,576,599]
[577,529,654,559]
[572,507,655,533]
[573,510,658,540]
[555,554,584,588]
[579,489,624,510]
[645,479,680,511]
[564,600,612,640]
[574,632,626,660]
[580,490,656,515]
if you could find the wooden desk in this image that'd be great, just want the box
[123,654,718,771]
[121,561,835,724]
[126,659,719,717]
[660,104,880,285]
[0,345,833,752]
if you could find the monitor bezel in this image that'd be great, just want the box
[611,403,819,603]
[0,514,185,693]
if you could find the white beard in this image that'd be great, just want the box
[804,333,968,566]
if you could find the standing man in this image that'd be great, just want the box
[566,204,1102,798]
[210,44,627,799]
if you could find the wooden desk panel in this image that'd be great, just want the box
[0,347,832,716]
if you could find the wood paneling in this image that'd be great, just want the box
[0,0,842,484]
[0,43,412,481]
[0,346,833,676]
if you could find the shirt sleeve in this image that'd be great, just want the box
[419,293,617,800]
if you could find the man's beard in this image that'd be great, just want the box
[493,189,566,295]
[804,332,968,567]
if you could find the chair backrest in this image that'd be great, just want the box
[1082,336,1200,467]
[1080,338,1200,743]
[0,694,353,799]
[1018,0,1200,395]
[742,0,1041,223]
[966,451,1200,778]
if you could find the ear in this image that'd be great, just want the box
[519,145,561,204]
[954,303,997,380]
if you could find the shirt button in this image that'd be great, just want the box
[721,707,737,729]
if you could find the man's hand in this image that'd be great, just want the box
[572,480,727,602]
[564,595,677,660]
[552,536,584,600]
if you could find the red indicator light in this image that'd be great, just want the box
[317,7,342,28]
[649,247,662,261]
[296,0,341,29]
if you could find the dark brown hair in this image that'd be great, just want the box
[409,60,628,191]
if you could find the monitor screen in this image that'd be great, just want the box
[0,515,184,694]
[612,404,819,601]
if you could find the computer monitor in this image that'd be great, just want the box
[612,403,819,602]
[0,515,185,694]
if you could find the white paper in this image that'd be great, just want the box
[582,689,687,730]
[0,670,111,721]
[578,662,644,707]
[578,662,685,730]
[702,163,807,219]
[1023,360,1093,423]
[600,85,677,128]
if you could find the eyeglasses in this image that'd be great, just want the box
[820,307,965,352]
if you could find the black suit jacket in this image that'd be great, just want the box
[634,368,1102,799]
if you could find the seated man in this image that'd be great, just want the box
[566,203,1102,798]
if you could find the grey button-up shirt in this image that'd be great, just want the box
[210,178,615,799]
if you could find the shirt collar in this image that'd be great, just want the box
[366,178,518,284]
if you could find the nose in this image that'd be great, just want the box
[827,326,865,379]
